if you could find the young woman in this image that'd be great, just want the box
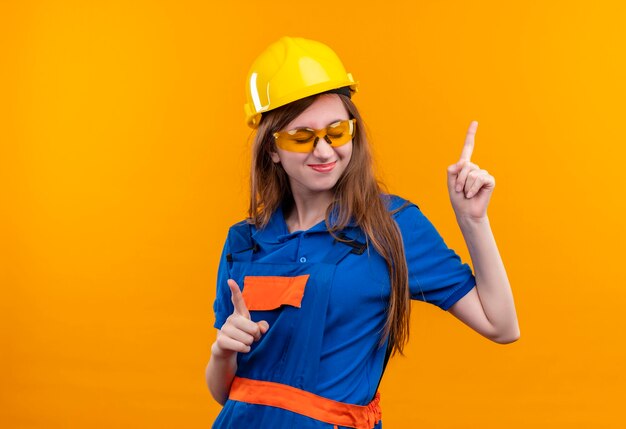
[206,36,519,429]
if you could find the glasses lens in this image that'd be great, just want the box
[275,129,315,152]
[274,119,355,153]
[286,129,316,143]
[325,120,353,145]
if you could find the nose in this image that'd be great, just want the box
[312,136,334,160]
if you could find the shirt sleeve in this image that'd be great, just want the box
[394,203,476,311]
[212,236,234,329]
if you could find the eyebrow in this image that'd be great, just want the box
[289,119,346,130]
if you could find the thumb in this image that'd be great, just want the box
[257,320,270,335]
[447,161,462,189]
[447,161,462,176]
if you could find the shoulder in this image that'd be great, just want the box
[224,218,255,248]
[381,194,437,234]
[227,218,253,231]
[381,193,420,216]
[226,218,253,235]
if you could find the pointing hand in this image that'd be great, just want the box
[211,279,269,358]
[446,121,496,221]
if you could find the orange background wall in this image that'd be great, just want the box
[2,1,625,428]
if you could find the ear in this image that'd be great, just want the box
[270,151,280,163]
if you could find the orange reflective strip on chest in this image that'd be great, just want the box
[242,275,310,311]
[229,377,382,429]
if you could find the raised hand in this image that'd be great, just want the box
[211,279,270,359]
[446,121,496,221]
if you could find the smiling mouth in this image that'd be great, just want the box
[308,161,336,172]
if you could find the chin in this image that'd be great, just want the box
[308,177,342,192]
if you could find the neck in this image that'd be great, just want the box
[285,188,334,233]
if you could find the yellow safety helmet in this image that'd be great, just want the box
[244,36,359,128]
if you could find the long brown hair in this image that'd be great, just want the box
[248,93,410,356]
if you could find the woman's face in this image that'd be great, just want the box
[270,94,353,198]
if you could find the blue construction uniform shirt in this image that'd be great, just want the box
[212,194,476,428]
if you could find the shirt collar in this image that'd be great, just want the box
[251,205,288,244]
[252,204,358,244]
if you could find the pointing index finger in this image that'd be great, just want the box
[460,120,478,161]
[228,279,250,319]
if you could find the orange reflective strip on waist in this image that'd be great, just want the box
[228,377,382,429]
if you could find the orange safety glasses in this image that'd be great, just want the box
[273,119,357,153]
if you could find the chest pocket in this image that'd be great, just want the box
[242,275,310,310]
